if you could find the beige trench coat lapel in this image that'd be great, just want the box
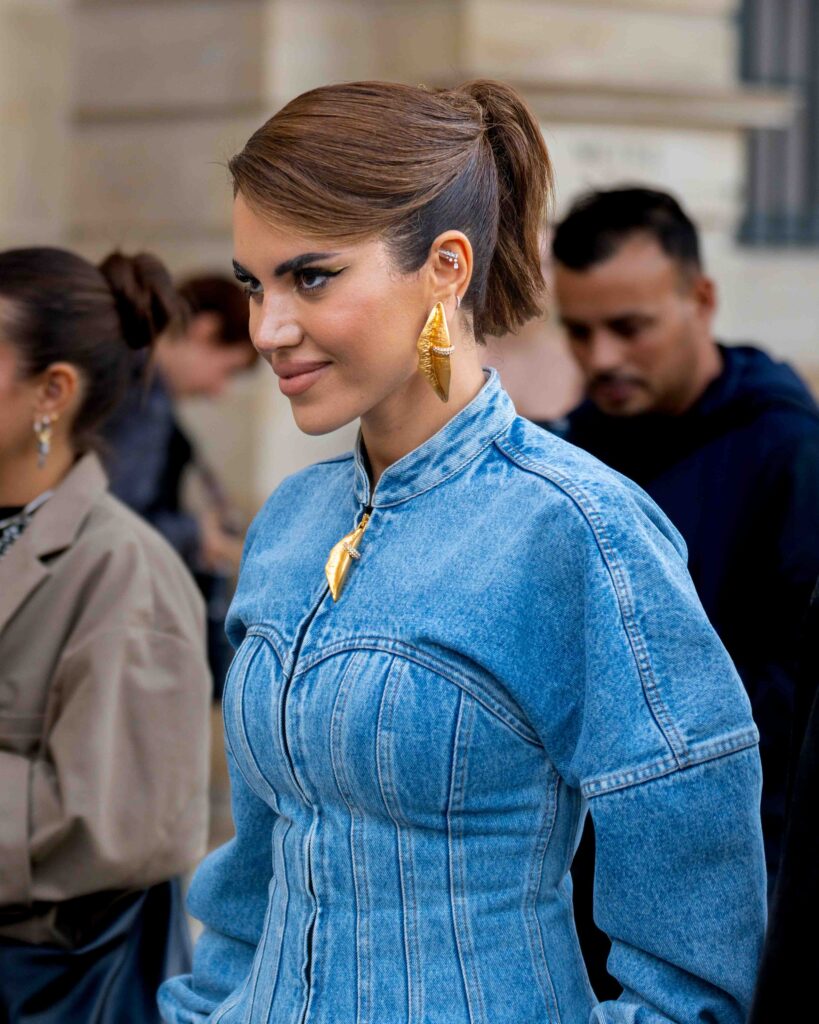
[0,454,108,634]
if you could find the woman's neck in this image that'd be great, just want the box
[360,350,487,488]
[0,441,76,507]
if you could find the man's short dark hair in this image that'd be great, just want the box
[551,187,702,274]
[178,274,252,348]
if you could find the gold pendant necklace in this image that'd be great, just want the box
[324,512,371,601]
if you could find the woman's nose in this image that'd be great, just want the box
[252,297,303,353]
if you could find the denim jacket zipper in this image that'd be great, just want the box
[282,502,373,1024]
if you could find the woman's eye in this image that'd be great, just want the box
[294,268,332,294]
[233,272,263,300]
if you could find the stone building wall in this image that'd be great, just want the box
[3,0,816,511]
[0,0,70,247]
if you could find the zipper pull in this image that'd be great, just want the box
[325,511,371,601]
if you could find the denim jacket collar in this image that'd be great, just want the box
[353,368,516,509]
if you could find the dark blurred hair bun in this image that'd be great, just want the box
[98,251,187,351]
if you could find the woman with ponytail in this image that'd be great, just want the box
[161,80,765,1024]
[0,248,211,1022]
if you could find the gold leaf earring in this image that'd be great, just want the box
[417,301,454,402]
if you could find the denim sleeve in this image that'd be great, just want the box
[158,747,275,1023]
[525,484,767,1022]
[589,748,765,1022]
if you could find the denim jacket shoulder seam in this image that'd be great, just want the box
[496,434,689,767]
[581,726,759,798]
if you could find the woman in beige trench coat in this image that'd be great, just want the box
[0,247,212,1023]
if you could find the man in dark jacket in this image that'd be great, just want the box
[750,578,819,1022]
[547,187,819,995]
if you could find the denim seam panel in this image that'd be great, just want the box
[293,636,539,746]
[268,819,291,1020]
[329,655,372,1024]
[524,766,562,1024]
[227,639,283,814]
[447,695,487,1024]
[496,435,689,765]
[245,869,278,1020]
[375,659,424,1024]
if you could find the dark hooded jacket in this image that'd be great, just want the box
[558,344,819,881]
[750,578,819,1022]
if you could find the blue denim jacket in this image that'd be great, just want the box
[160,371,766,1024]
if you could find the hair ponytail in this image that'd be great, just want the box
[230,77,554,340]
[457,80,553,337]
[99,251,187,351]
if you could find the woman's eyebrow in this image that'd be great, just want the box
[274,252,340,277]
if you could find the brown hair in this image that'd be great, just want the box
[229,79,553,340]
[178,274,253,348]
[0,247,185,450]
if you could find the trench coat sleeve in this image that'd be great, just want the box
[520,483,767,1024]
[158,746,277,1022]
[0,621,211,905]
[0,511,211,906]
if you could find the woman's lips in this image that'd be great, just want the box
[276,362,331,397]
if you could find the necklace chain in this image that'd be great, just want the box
[0,491,54,558]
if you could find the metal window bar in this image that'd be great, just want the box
[740,0,819,245]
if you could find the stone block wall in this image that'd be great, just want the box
[3,0,815,509]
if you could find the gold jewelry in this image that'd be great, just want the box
[33,414,53,469]
[417,301,454,402]
[325,512,371,601]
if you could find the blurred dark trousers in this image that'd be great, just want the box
[0,879,191,1024]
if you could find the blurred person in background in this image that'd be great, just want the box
[160,81,765,1024]
[549,186,819,996]
[102,274,257,698]
[0,248,211,1022]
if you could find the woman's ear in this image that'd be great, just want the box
[427,231,473,312]
[33,362,82,424]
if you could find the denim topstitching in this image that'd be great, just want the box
[496,434,688,765]
[375,658,425,1024]
[293,636,539,746]
[329,654,373,1024]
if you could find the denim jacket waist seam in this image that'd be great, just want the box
[291,634,541,746]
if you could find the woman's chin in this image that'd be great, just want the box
[290,403,356,437]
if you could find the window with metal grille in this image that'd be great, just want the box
[740,0,819,245]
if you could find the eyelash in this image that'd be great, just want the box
[295,267,339,294]
[235,275,261,300]
[234,267,343,301]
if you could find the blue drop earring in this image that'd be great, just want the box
[33,414,53,468]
